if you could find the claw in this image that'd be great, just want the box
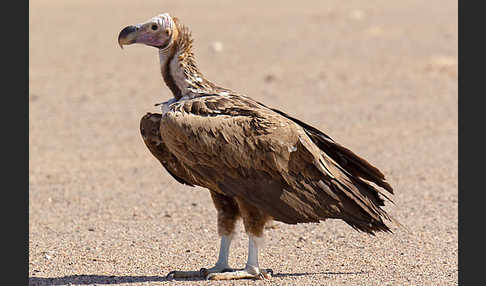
[205,272,218,280]
[199,267,208,277]
[261,269,272,279]
[166,271,176,279]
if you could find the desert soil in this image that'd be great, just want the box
[29,0,457,285]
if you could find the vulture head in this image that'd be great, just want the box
[118,13,177,50]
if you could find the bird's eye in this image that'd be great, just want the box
[151,24,158,31]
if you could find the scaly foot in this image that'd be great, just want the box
[206,264,272,280]
[166,264,233,279]
[166,270,202,279]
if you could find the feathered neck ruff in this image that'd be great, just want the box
[159,18,230,100]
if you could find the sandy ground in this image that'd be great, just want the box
[29,0,457,285]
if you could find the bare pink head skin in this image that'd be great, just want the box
[118,13,176,50]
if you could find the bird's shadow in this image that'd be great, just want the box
[273,270,368,278]
[29,271,368,285]
[29,275,173,286]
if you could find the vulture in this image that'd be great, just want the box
[118,13,397,280]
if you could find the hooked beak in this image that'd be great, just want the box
[118,25,139,49]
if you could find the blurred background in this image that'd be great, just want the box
[30,0,457,285]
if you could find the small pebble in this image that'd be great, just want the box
[211,41,224,53]
[264,74,276,83]
[350,9,365,20]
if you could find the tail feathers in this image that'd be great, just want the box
[323,140,393,194]
[304,124,393,195]
[316,156,397,234]
[334,179,393,234]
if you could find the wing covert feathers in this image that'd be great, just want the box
[268,107,394,195]
[148,95,397,234]
[140,113,195,187]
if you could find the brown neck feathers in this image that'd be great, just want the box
[159,18,231,99]
[161,44,182,100]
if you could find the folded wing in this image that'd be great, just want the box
[159,94,395,233]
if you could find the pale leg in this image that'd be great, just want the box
[206,235,272,280]
[245,235,262,273]
[166,234,234,279]
[200,234,234,275]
